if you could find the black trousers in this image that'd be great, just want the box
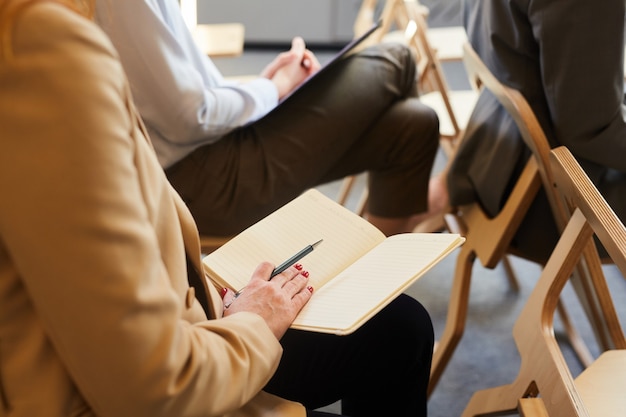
[166,43,440,236]
[264,294,434,417]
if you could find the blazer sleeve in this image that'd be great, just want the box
[0,4,283,416]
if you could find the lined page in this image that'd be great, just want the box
[291,233,464,334]
[202,189,386,291]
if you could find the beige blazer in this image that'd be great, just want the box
[0,2,304,416]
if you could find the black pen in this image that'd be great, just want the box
[270,239,323,279]
[224,239,323,309]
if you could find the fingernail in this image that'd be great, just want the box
[307,286,314,293]
[219,288,228,299]
[301,270,309,278]
[294,263,303,270]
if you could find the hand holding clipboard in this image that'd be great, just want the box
[277,19,383,104]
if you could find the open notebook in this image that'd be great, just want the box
[202,189,464,335]
[278,19,383,105]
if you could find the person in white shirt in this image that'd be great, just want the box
[95,0,441,237]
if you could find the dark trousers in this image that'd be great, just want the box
[166,43,440,236]
[264,294,434,417]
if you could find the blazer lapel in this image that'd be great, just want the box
[130,95,222,320]
[173,191,223,319]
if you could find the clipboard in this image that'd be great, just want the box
[277,19,383,105]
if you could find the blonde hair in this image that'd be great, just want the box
[0,0,94,62]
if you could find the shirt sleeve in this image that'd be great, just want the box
[95,0,279,167]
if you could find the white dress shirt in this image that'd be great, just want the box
[95,0,279,168]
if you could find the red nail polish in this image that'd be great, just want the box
[219,287,228,299]
[301,270,309,278]
[294,263,303,270]
[307,286,314,293]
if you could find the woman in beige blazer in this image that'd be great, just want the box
[0,1,434,416]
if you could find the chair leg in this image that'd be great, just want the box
[461,383,524,417]
[428,245,476,397]
[518,398,549,417]
[336,175,368,217]
[336,176,357,207]
[355,188,369,217]
[555,298,594,367]
[501,255,521,293]
[413,212,446,233]
[500,255,593,366]
[569,244,621,352]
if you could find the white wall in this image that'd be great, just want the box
[196,0,363,45]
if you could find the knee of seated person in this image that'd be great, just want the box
[366,42,417,82]
[421,104,440,136]
[385,295,434,343]
[405,104,440,151]
[376,41,414,63]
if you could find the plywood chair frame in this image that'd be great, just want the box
[192,23,245,58]
[428,42,611,397]
[354,0,467,62]
[518,398,550,417]
[338,0,411,218]
[401,1,477,155]
[343,0,477,223]
[461,146,626,417]
[461,43,615,353]
[354,0,476,154]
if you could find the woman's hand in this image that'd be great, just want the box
[222,262,314,339]
[260,37,321,99]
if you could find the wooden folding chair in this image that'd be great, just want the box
[192,23,245,58]
[429,42,610,397]
[461,146,626,417]
[517,398,550,417]
[352,0,476,155]
[342,0,478,222]
[354,0,467,63]
[400,1,477,156]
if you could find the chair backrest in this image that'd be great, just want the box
[461,145,626,417]
[515,146,626,415]
[428,42,550,395]
[403,1,470,145]
[462,42,616,347]
[429,43,613,396]
[344,0,474,215]
[548,147,626,347]
[449,42,561,266]
[353,0,423,40]
[461,42,570,232]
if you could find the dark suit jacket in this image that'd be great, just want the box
[448,0,626,260]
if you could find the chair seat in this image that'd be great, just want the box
[419,89,478,137]
[192,23,245,57]
[381,26,467,62]
[425,26,467,62]
[381,29,408,45]
[574,349,626,417]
